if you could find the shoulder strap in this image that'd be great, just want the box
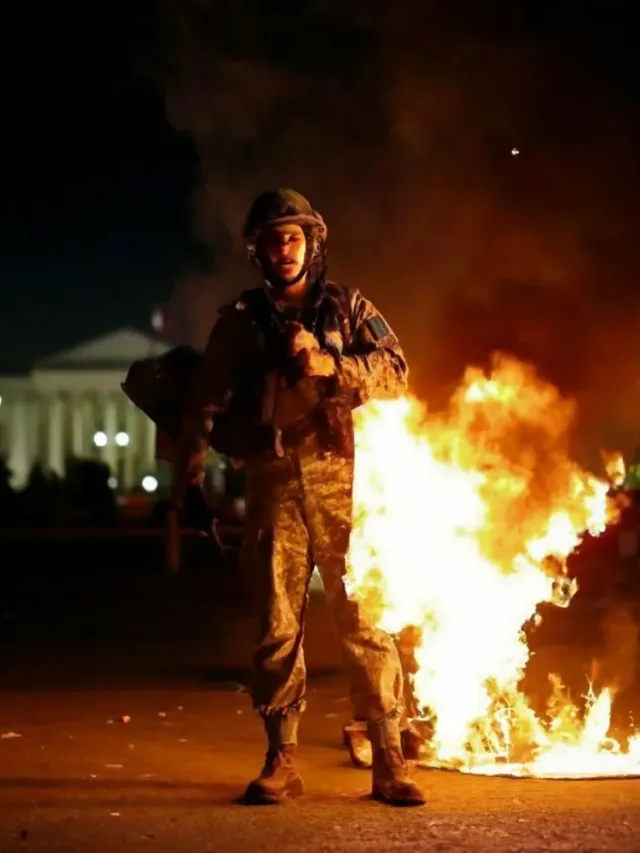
[237,288,285,427]
[323,281,354,346]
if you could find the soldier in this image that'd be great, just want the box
[173,189,426,806]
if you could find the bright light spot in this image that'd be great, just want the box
[115,431,130,447]
[0,395,3,406]
[511,147,520,156]
[151,307,164,331]
[141,475,158,493]
[107,476,118,489]
[93,431,108,447]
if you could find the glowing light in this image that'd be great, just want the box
[115,431,130,447]
[151,308,164,332]
[141,475,158,493]
[107,476,118,489]
[93,431,108,447]
[511,147,520,155]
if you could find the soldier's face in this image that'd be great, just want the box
[261,224,307,282]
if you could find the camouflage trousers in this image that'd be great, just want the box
[240,435,403,723]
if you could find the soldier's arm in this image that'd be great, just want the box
[171,308,237,503]
[334,290,408,404]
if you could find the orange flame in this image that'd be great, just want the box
[601,450,626,489]
[348,354,638,777]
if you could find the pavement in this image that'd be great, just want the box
[1,681,640,853]
[0,530,639,852]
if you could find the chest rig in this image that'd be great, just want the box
[240,281,353,377]
[210,282,356,460]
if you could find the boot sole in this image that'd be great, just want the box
[371,787,426,807]
[244,777,305,805]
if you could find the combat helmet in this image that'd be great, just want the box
[243,189,328,288]
[242,188,328,244]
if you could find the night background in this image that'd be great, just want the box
[1,3,640,850]
[3,0,640,457]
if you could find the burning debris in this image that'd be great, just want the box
[347,353,639,778]
[602,450,626,489]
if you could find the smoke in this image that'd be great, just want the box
[592,605,639,698]
[149,0,640,462]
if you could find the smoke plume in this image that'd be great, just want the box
[592,605,639,699]
[149,0,640,463]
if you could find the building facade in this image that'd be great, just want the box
[0,329,171,492]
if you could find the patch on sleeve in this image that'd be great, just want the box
[364,315,392,341]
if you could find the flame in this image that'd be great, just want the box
[348,353,638,778]
[601,450,626,489]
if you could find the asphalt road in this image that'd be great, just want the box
[1,682,640,853]
[1,531,639,852]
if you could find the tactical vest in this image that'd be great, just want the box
[240,281,353,361]
[210,281,356,459]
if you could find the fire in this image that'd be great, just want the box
[601,450,626,489]
[348,353,639,778]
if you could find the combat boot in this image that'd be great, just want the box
[344,719,427,768]
[368,717,427,806]
[244,712,305,805]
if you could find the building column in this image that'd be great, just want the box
[71,397,84,459]
[82,398,95,455]
[47,396,65,477]
[123,400,137,492]
[9,397,30,488]
[27,399,40,473]
[103,395,118,474]
[144,412,156,471]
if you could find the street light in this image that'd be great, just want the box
[141,475,158,493]
[93,430,107,447]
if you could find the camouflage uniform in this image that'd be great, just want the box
[243,288,406,723]
[173,189,426,807]
[180,284,406,718]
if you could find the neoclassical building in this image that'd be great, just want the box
[0,329,171,491]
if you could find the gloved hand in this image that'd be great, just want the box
[288,321,336,377]
[288,322,319,355]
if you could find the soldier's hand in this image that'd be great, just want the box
[298,348,336,377]
[288,322,319,356]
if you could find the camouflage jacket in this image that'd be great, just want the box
[173,282,408,493]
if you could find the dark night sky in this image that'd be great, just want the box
[0,1,200,370]
[2,0,640,460]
